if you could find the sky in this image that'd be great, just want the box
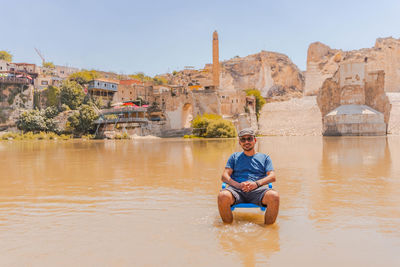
[1,0,400,76]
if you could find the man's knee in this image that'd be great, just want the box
[218,190,234,205]
[263,190,280,205]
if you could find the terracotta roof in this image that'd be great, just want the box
[12,63,36,66]
[119,79,142,85]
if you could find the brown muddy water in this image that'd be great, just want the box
[0,137,399,266]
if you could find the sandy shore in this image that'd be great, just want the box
[258,93,400,136]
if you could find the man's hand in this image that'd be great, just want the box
[240,181,258,192]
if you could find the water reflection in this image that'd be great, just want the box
[311,137,396,231]
[1,137,399,266]
[217,218,280,266]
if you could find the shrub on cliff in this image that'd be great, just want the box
[44,85,60,108]
[191,113,236,138]
[245,89,266,119]
[16,108,58,133]
[17,109,47,132]
[60,80,85,110]
[67,104,98,136]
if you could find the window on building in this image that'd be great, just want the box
[236,99,238,103]
[41,80,49,85]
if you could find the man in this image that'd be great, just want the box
[218,128,280,224]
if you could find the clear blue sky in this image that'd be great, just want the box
[2,0,399,76]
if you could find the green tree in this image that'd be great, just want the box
[245,89,266,119]
[67,104,98,135]
[42,61,55,69]
[191,113,222,137]
[60,80,85,110]
[44,106,59,119]
[44,85,60,108]
[68,70,99,86]
[129,72,152,82]
[191,113,236,138]
[16,109,47,132]
[205,119,236,138]
[153,76,168,85]
[0,51,12,62]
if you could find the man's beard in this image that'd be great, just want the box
[242,144,254,151]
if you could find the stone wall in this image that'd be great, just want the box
[160,90,221,130]
[317,62,391,125]
[317,61,391,135]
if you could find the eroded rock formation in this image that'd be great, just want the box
[220,51,304,100]
[164,51,305,102]
[305,37,400,95]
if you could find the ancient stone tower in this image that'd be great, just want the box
[212,30,220,90]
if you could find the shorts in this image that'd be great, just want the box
[223,185,272,207]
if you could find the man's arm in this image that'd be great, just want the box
[256,171,276,186]
[221,168,242,189]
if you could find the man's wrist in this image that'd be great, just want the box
[255,181,261,188]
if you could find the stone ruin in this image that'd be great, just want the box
[305,37,400,95]
[317,61,391,136]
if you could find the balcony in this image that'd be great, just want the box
[0,76,30,85]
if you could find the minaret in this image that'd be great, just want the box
[212,30,220,90]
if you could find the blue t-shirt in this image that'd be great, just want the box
[225,152,274,183]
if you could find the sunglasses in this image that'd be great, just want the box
[239,136,254,143]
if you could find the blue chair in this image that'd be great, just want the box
[222,182,272,211]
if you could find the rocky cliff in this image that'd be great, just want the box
[220,51,304,101]
[0,84,34,128]
[305,37,400,95]
[164,51,305,101]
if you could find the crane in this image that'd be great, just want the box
[34,48,45,65]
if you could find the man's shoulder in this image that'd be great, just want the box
[254,152,271,160]
[229,151,243,158]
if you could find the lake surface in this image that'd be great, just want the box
[0,137,399,266]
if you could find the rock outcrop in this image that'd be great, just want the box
[165,51,305,101]
[0,84,34,128]
[220,51,304,101]
[305,37,400,95]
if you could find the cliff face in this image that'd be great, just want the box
[305,37,400,95]
[0,84,34,126]
[220,51,305,100]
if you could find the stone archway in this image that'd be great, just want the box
[182,103,193,128]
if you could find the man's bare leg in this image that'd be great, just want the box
[217,190,235,223]
[262,190,280,225]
